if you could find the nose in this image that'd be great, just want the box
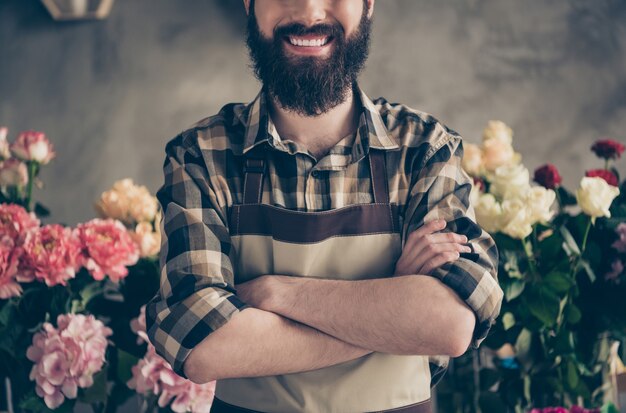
[289,0,328,27]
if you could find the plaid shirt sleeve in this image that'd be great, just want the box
[144,131,252,379]
[402,132,503,350]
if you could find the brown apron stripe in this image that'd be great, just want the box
[229,203,400,242]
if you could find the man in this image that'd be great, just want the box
[145,1,503,412]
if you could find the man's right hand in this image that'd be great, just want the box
[393,219,471,276]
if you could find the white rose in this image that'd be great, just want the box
[482,120,513,145]
[489,163,531,200]
[481,139,516,172]
[500,198,533,239]
[470,181,482,207]
[576,176,620,223]
[462,142,483,177]
[526,186,556,224]
[475,193,503,233]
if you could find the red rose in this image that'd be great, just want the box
[585,169,619,186]
[473,177,486,191]
[533,163,562,189]
[591,139,625,160]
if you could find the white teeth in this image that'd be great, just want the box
[288,37,329,47]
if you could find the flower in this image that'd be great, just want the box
[482,120,513,145]
[611,222,626,253]
[0,127,10,160]
[605,259,623,282]
[0,235,22,299]
[591,138,625,160]
[461,142,483,177]
[94,178,159,226]
[17,224,82,287]
[128,305,217,413]
[75,218,140,282]
[575,176,620,223]
[0,158,29,187]
[489,163,531,200]
[500,198,534,239]
[534,164,562,189]
[474,193,503,233]
[481,138,517,172]
[26,313,112,409]
[0,203,41,244]
[526,186,556,224]
[129,221,161,258]
[585,169,618,186]
[9,130,56,164]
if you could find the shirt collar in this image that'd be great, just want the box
[240,83,400,166]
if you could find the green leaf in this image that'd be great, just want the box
[0,300,16,326]
[601,402,620,413]
[514,328,532,364]
[526,287,560,327]
[117,348,140,383]
[78,365,108,404]
[560,227,581,257]
[502,312,516,330]
[578,259,596,283]
[566,359,579,390]
[566,304,581,324]
[504,279,525,301]
[479,368,500,391]
[34,202,51,218]
[557,186,577,206]
[543,271,573,293]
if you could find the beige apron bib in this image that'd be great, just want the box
[212,146,433,413]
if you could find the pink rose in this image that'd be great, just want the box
[9,130,56,164]
[0,127,11,160]
[75,218,140,282]
[17,224,82,287]
[0,158,29,187]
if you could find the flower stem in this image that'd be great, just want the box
[580,217,592,254]
[25,161,36,212]
[522,238,538,278]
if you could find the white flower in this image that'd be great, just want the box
[526,186,556,224]
[462,142,483,177]
[475,193,503,233]
[482,120,513,145]
[576,176,620,223]
[500,198,533,239]
[481,139,517,172]
[489,163,531,200]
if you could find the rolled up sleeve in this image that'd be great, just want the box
[402,133,503,349]
[145,132,251,379]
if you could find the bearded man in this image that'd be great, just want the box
[146,1,503,412]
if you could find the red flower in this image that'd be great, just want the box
[585,169,619,186]
[473,177,486,191]
[533,164,562,189]
[591,139,625,160]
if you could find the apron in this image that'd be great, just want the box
[211,144,433,413]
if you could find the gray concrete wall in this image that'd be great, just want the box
[2,0,625,226]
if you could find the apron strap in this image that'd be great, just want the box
[243,149,265,204]
[369,149,390,204]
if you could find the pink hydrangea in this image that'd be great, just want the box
[26,313,113,409]
[0,203,41,245]
[17,224,82,287]
[127,305,216,413]
[9,130,56,165]
[75,218,140,283]
[0,234,22,298]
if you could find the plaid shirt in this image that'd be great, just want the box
[145,83,503,380]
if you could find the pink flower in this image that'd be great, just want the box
[9,130,56,164]
[0,235,22,299]
[26,313,112,410]
[130,304,149,345]
[17,224,82,287]
[0,158,29,187]
[0,203,41,245]
[75,218,140,283]
[605,259,623,282]
[611,222,626,253]
[128,305,216,413]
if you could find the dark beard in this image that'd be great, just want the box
[245,0,372,117]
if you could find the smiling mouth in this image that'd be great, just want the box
[285,35,334,47]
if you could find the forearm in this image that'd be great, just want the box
[183,306,373,384]
[265,274,475,356]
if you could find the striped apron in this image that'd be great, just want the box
[210,146,433,413]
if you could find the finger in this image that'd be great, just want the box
[404,232,469,266]
[412,242,470,272]
[405,219,446,250]
[420,251,461,275]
